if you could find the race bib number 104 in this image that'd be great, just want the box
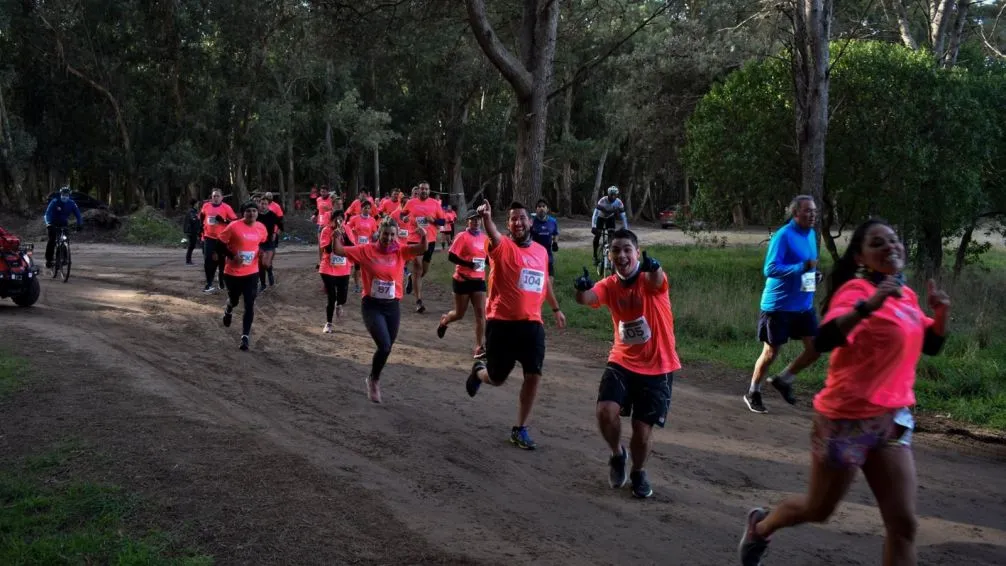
[518,268,545,294]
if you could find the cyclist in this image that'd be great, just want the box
[592,186,629,266]
[44,186,83,268]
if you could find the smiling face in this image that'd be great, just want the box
[609,237,639,277]
[211,191,223,205]
[361,202,372,217]
[419,184,430,199]
[466,216,480,231]
[854,223,905,275]
[507,207,531,241]
[378,224,398,246]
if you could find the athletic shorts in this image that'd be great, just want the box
[452,277,487,295]
[422,242,436,262]
[259,240,276,252]
[485,319,546,382]
[597,363,673,427]
[757,309,819,346]
[812,408,914,469]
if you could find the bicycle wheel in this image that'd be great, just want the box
[51,246,62,279]
[61,243,71,282]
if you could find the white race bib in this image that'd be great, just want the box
[801,271,817,292]
[518,268,545,294]
[618,316,652,345]
[238,251,256,266]
[398,229,409,238]
[329,255,347,266]
[371,279,396,299]
[207,216,218,225]
[357,236,370,244]
[472,257,486,272]
[416,217,428,227]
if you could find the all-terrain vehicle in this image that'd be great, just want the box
[0,227,41,307]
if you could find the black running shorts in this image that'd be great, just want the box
[597,363,673,428]
[485,319,546,382]
[452,277,487,295]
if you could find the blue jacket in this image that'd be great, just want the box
[760,219,817,312]
[531,215,559,261]
[44,197,83,227]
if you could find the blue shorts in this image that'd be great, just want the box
[757,309,818,346]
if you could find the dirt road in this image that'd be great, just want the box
[1,242,1005,565]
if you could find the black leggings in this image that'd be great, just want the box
[204,238,225,287]
[361,297,400,381]
[321,274,350,323]
[186,235,199,263]
[225,273,259,335]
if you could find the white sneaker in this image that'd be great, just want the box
[323,323,333,334]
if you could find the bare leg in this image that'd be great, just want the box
[596,401,622,455]
[862,446,918,566]
[442,293,470,325]
[516,373,540,427]
[471,292,486,351]
[628,419,654,472]
[755,456,857,538]
[411,257,423,301]
[749,342,780,391]
[783,336,822,376]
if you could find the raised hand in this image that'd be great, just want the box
[639,251,660,273]
[865,276,903,311]
[574,267,594,291]
[477,199,491,218]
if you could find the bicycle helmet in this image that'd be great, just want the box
[59,186,71,196]
[606,186,619,197]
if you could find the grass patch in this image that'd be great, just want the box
[433,243,1006,430]
[0,350,32,397]
[120,206,183,246]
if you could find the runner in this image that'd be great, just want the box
[263,191,284,249]
[182,198,201,265]
[255,195,283,292]
[330,217,428,403]
[744,195,822,414]
[311,186,335,266]
[439,204,457,250]
[345,189,376,220]
[319,210,356,333]
[217,201,268,351]
[402,181,446,313]
[391,205,420,295]
[464,200,566,450]
[738,218,950,566]
[573,229,680,499]
[347,200,379,293]
[379,189,402,217]
[531,199,560,277]
[199,189,237,293]
[437,210,488,358]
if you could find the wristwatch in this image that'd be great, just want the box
[854,299,873,318]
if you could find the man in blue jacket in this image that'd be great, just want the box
[44,187,83,268]
[530,199,560,276]
[744,195,822,414]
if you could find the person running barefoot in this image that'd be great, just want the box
[437,210,488,358]
[738,219,950,566]
[331,217,428,403]
[319,211,356,333]
[217,201,268,351]
[465,200,566,450]
[573,230,680,499]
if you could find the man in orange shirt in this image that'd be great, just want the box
[465,200,566,450]
[402,182,446,313]
[379,188,402,217]
[574,229,680,499]
[199,189,238,293]
[218,201,268,351]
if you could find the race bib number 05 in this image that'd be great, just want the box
[618,316,652,345]
[330,255,347,266]
[518,268,545,294]
[472,257,486,272]
[371,279,396,299]
[238,251,256,266]
[801,271,816,292]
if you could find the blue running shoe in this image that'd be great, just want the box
[466,360,485,397]
[510,426,536,450]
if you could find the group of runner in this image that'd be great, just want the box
[189,185,951,565]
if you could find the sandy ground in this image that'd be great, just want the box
[0,235,1004,565]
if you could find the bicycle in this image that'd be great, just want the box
[758,226,775,247]
[596,228,616,279]
[50,226,71,283]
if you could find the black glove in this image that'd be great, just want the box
[590,227,599,235]
[639,251,660,273]
[551,241,558,252]
[574,267,594,292]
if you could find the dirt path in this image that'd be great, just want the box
[1,243,1005,565]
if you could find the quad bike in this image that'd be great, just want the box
[0,227,41,307]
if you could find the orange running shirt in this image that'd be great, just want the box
[379,198,400,217]
[200,202,237,240]
[342,243,419,300]
[403,197,445,243]
[813,279,933,420]
[268,201,284,218]
[319,225,356,277]
[315,196,334,226]
[391,210,422,244]
[441,210,457,233]
[449,229,488,281]
[219,220,267,277]
[485,237,549,323]
[345,197,376,219]
[347,215,379,246]
[591,274,681,376]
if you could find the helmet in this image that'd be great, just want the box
[59,186,71,196]
[606,186,619,196]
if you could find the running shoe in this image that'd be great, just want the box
[405,273,413,295]
[259,283,267,293]
[335,305,344,319]
[473,345,486,359]
[466,360,485,397]
[769,375,797,405]
[323,322,333,334]
[239,335,249,351]
[609,446,628,488]
[416,300,426,314]
[510,426,536,450]
[222,306,233,327]
[203,285,217,294]
[630,470,653,498]
[744,392,768,414]
[437,316,448,338]
[738,508,771,565]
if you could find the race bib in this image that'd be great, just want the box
[357,236,370,244]
[416,217,428,227]
[329,255,347,266]
[472,257,486,272]
[398,229,409,238]
[518,268,545,294]
[207,216,218,225]
[371,279,396,299]
[801,272,817,292]
[618,316,652,345]
[238,251,256,266]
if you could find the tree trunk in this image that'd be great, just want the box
[373,145,380,195]
[821,196,841,261]
[0,85,29,213]
[449,102,471,216]
[286,136,295,210]
[558,74,574,217]
[591,148,608,208]
[930,0,956,62]
[945,1,971,68]
[919,222,944,280]
[952,217,976,279]
[887,0,918,49]
[324,121,337,189]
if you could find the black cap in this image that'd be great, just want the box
[240,201,259,213]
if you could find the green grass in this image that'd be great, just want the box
[121,207,184,246]
[0,354,212,565]
[434,244,1006,430]
[0,350,32,397]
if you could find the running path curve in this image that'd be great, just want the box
[0,243,1003,565]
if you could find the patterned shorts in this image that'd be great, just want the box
[812,408,914,468]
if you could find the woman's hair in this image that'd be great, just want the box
[821,218,891,314]
[379,216,398,230]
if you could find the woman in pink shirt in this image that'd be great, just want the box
[739,219,950,566]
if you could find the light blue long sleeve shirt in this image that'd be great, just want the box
[759,219,817,312]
